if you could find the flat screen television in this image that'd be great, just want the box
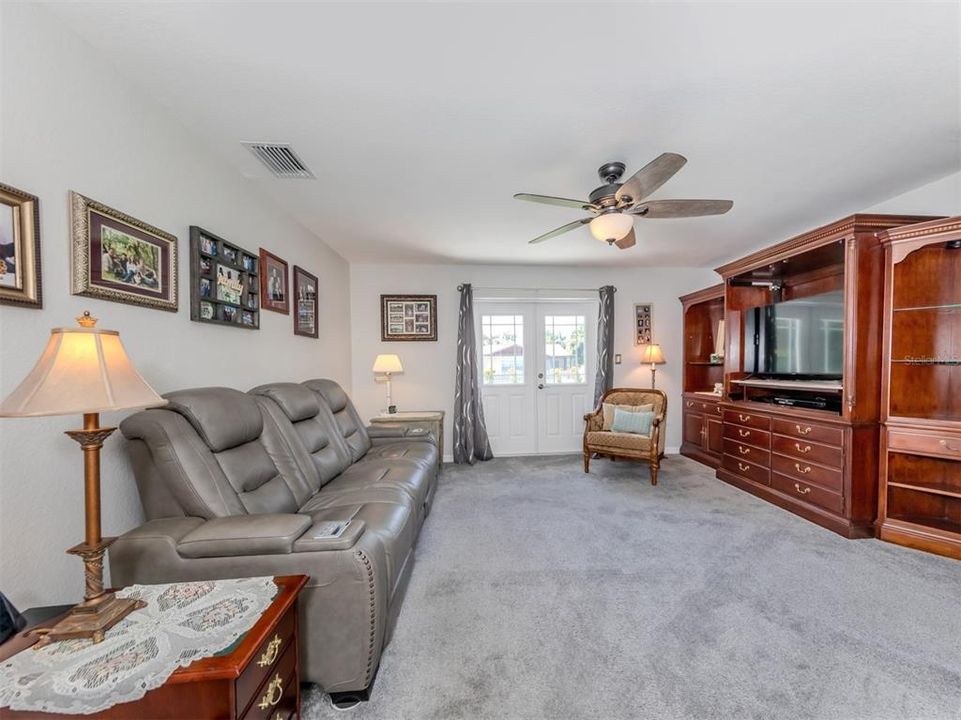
[744,290,844,379]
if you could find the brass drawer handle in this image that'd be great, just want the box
[738,429,751,438]
[738,414,751,422]
[258,674,284,710]
[257,633,283,667]
[737,462,751,472]
[794,463,812,475]
[940,439,960,452]
[738,446,751,455]
[715,406,722,414]
[794,483,811,495]
[795,443,812,454]
[686,401,694,408]
[796,425,812,436]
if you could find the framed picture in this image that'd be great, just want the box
[259,248,289,314]
[70,192,177,312]
[189,226,259,329]
[0,183,42,308]
[381,294,437,341]
[293,265,319,338]
[634,303,653,345]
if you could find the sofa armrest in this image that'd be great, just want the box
[177,514,311,558]
[367,424,435,446]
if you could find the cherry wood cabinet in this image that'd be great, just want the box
[878,217,961,560]
[679,284,725,467]
[713,214,937,537]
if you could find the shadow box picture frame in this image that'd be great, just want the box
[0,182,42,308]
[381,294,437,341]
[293,265,319,338]
[259,248,289,314]
[189,226,260,330]
[634,303,653,345]
[70,192,178,312]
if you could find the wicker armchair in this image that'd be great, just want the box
[583,388,668,485]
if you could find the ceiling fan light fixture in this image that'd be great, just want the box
[589,213,633,243]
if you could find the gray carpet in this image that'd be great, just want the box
[303,455,961,720]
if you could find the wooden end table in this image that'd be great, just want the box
[370,410,445,470]
[0,575,307,720]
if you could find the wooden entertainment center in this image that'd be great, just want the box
[681,214,938,539]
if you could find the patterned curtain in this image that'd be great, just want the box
[593,285,616,407]
[453,284,493,464]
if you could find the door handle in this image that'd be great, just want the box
[537,383,544,390]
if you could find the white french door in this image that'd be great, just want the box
[476,300,596,455]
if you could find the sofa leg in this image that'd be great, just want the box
[650,463,659,486]
[583,452,590,473]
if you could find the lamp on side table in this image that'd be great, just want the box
[0,311,166,646]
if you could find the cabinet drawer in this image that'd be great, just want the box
[771,453,844,492]
[722,453,769,485]
[723,409,770,431]
[771,418,843,447]
[771,472,843,514]
[237,606,296,716]
[242,643,297,720]
[771,434,843,469]
[888,428,961,460]
[684,398,723,415]
[723,423,770,448]
[722,438,770,467]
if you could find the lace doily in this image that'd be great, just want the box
[0,576,277,715]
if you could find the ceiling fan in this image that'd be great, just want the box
[515,153,733,249]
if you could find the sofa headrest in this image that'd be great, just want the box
[163,387,263,452]
[303,379,349,413]
[250,383,320,423]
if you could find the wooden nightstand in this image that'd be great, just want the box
[0,575,307,720]
[370,411,445,470]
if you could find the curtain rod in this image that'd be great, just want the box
[456,285,616,293]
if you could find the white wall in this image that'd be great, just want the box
[863,171,961,215]
[349,264,717,460]
[0,4,351,608]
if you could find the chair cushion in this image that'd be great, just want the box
[586,430,652,452]
[165,387,263,452]
[610,408,654,436]
[602,402,653,431]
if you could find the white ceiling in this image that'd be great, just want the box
[44,2,960,267]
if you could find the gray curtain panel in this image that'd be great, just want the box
[453,283,494,464]
[593,285,616,407]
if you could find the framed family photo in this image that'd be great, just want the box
[381,294,437,341]
[70,192,177,311]
[259,248,289,314]
[293,265,319,338]
[634,303,653,345]
[0,182,42,308]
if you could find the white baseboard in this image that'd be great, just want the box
[443,447,680,463]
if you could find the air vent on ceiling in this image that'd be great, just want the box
[242,142,314,179]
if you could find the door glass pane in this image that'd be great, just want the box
[481,314,525,385]
[544,315,586,384]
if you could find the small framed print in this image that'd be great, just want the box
[381,294,437,341]
[634,303,653,345]
[293,265,319,338]
[70,192,177,312]
[259,248,289,314]
[0,182,42,308]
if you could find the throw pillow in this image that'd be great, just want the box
[611,408,655,436]
[602,402,654,430]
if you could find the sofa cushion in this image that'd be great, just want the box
[586,430,652,452]
[165,387,263,452]
[252,382,320,422]
[364,440,437,468]
[303,379,371,462]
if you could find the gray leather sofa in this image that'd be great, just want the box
[110,379,438,694]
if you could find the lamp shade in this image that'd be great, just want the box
[372,354,403,374]
[640,343,666,364]
[0,314,166,418]
[589,213,634,243]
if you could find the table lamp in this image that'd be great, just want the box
[0,311,166,645]
[372,354,403,414]
[640,343,666,389]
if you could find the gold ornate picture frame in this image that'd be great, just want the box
[71,192,178,312]
[0,182,42,308]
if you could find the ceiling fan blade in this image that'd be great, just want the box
[528,218,592,244]
[614,227,636,250]
[615,152,687,204]
[514,193,594,211]
[630,199,734,218]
